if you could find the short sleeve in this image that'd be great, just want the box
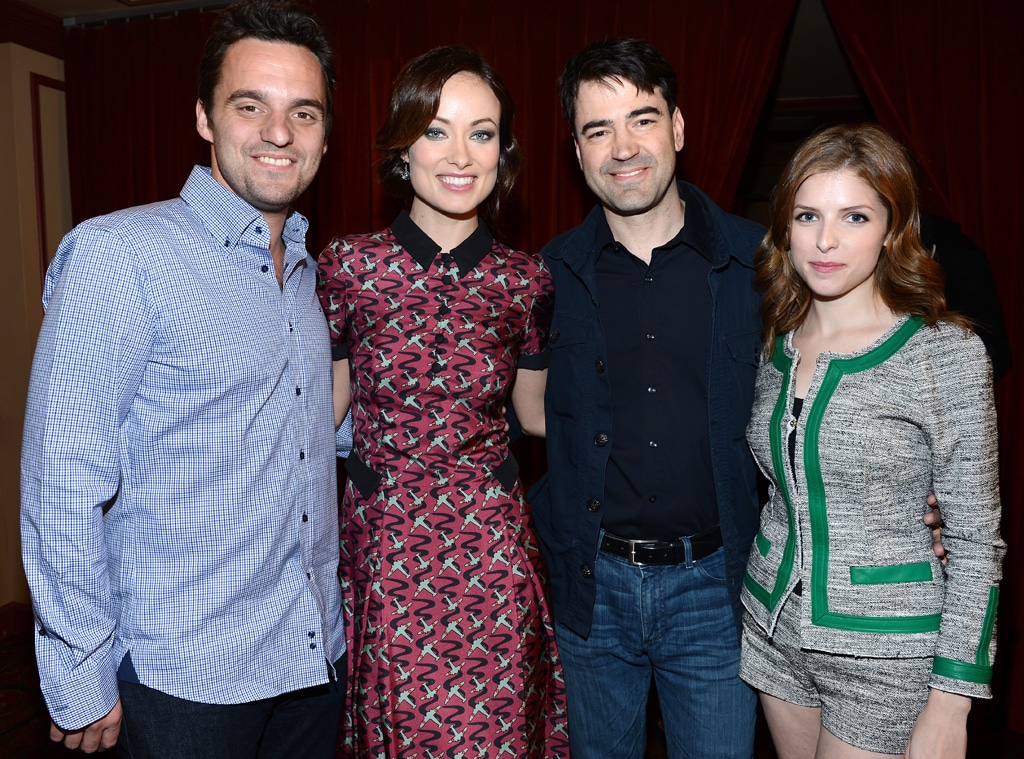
[517,256,554,370]
[316,237,352,361]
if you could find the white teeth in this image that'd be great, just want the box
[258,156,291,166]
[616,169,644,178]
[440,176,473,187]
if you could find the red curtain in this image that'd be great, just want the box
[65,0,797,485]
[823,0,1024,731]
[66,0,797,251]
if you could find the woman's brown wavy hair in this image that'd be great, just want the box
[374,45,521,226]
[755,123,967,357]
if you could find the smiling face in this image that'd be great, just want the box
[404,72,501,228]
[789,169,890,305]
[572,77,684,219]
[196,38,328,221]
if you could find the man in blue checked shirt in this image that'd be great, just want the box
[20,2,345,756]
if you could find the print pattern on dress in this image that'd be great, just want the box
[317,220,569,758]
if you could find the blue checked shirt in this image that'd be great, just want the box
[21,166,345,730]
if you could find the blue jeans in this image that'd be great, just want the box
[556,544,755,758]
[116,660,345,759]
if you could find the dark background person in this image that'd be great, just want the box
[920,210,1012,379]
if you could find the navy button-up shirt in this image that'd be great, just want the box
[594,201,717,540]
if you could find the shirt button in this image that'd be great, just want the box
[295,387,302,396]
[438,304,451,315]
[580,564,593,578]
[310,643,317,650]
[261,265,269,273]
[595,359,605,373]
[649,441,658,448]
[587,498,601,512]
[647,386,657,393]
[302,513,308,522]
[433,334,445,344]
[308,631,316,638]
[441,276,453,285]
[644,276,653,283]
[594,432,609,447]
[648,495,657,503]
[646,332,655,340]
[299,450,305,460]
[255,226,263,234]
[549,330,560,344]
[431,362,444,373]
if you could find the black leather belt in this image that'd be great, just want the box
[600,526,723,566]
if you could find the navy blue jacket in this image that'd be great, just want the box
[528,181,765,638]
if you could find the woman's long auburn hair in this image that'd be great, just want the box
[755,123,967,357]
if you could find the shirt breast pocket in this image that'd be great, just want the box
[723,327,761,438]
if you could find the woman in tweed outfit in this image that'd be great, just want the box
[739,124,1004,758]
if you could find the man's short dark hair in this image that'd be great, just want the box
[198,0,337,133]
[558,38,678,137]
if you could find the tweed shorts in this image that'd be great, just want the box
[739,591,932,754]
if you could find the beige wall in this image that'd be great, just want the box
[0,41,70,607]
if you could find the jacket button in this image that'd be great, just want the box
[580,564,593,578]
[593,432,609,447]
[595,359,605,373]
[587,498,601,512]
[549,330,560,344]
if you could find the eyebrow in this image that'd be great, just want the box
[225,90,325,113]
[794,203,875,213]
[580,105,662,134]
[431,116,499,127]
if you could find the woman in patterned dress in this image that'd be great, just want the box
[316,46,569,757]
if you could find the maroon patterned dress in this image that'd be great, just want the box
[316,211,569,757]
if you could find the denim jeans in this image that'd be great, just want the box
[556,544,755,758]
[116,660,345,759]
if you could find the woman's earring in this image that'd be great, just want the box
[401,162,410,181]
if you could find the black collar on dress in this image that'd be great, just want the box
[391,209,495,277]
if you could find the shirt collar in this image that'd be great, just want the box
[391,209,494,276]
[179,166,309,253]
[593,181,714,264]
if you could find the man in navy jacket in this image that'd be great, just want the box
[528,38,763,758]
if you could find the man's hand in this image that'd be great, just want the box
[923,494,946,564]
[50,699,122,753]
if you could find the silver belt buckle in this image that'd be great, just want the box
[628,539,658,566]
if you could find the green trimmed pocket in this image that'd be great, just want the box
[850,561,933,585]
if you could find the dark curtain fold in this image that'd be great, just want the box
[64,0,797,487]
[823,0,1024,732]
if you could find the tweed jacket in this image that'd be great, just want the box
[741,316,1004,698]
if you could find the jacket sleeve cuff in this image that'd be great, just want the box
[930,658,992,700]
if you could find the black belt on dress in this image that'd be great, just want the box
[599,525,723,566]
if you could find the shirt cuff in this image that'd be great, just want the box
[336,411,353,458]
